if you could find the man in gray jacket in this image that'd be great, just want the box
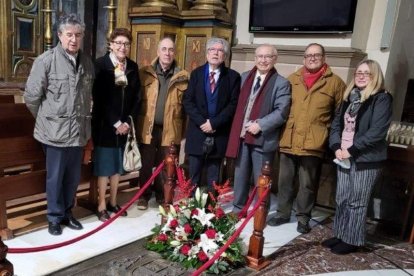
[24,14,94,235]
[226,44,291,214]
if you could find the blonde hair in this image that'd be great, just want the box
[343,59,385,102]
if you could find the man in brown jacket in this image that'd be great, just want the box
[134,37,189,209]
[268,43,346,233]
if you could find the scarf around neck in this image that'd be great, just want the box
[346,88,362,117]
[302,63,327,90]
[110,52,128,86]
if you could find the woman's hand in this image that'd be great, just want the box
[341,149,351,159]
[116,123,130,135]
[335,149,343,160]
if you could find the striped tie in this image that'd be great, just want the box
[209,71,216,93]
[253,76,261,94]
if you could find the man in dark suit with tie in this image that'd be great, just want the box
[183,37,241,192]
[226,44,291,214]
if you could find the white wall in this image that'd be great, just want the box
[385,0,414,119]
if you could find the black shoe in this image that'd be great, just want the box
[61,217,83,230]
[331,241,358,255]
[267,217,290,226]
[97,209,110,222]
[297,221,311,234]
[107,203,127,216]
[48,222,62,236]
[321,237,342,248]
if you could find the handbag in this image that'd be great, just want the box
[123,116,142,172]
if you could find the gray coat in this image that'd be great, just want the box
[241,70,291,153]
[24,43,94,147]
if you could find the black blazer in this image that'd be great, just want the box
[92,53,141,147]
[183,63,241,157]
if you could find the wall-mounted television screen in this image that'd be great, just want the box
[249,0,358,34]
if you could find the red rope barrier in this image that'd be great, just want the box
[191,187,270,276]
[238,186,258,219]
[8,161,165,254]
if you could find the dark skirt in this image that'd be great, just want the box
[93,146,124,176]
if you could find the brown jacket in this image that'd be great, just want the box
[279,65,346,158]
[137,59,189,146]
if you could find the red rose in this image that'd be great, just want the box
[215,207,225,219]
[191,209,199,216]
[184,223,193,234]
[180,244,191,255]
[205,228,217,239]
[198,251,208,262]
[207,204,214,212]
[157,233,168,242]
[169,219,179,228]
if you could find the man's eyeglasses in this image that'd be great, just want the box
[255,55,275,61]
[354,72,371,78]
[208,47,225,53]
[112,41,131,48]
[304,53,323,59]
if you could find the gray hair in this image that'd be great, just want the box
[255,44,278,57]
[57,13,85,34]
[206,37,229,57]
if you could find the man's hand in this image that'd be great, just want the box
[200,119,215,133]
[246,121,261,135]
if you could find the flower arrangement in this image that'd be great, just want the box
[145,188,245,274]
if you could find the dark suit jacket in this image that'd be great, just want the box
[183,63,241,157]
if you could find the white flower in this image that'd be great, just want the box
[193,208,215,227]
[170,240,181,247]
[195,188,201,202]
[188,245,200,258]
[199,233,219,258]
[201,193,208,208]
[215,231,224,242]
[169,204,177,217]
[174,225,188,241]
[182,208,191,219]
[159,205,167,216]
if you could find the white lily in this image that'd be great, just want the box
[170,240,181,247]
[199,233,218,257]
[159,205,167,217]
[174,225,188,241]
[182,208,191,219]
[188,245,200,258]
[193,208,215,227]
[169,204,177,217]
[195,187,201,202]
[201,193,208,208]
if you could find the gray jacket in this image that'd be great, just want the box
[241,70,291,152]
[24,43,94,147]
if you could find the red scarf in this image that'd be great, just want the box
[226,67,276,158]
[302,63,327,90]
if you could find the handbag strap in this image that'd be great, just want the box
[128,115,136,139]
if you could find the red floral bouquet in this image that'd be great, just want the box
[145,188,245,274]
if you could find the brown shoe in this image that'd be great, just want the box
[137,198,148,210]
[97,210,110,222]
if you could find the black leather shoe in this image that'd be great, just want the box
[321,237,342,248]
[61,217,83,230]
[331,241,358,255]
[48,222,62,236]
[267,217,290,226]
[107,203,127,216]
[297,221,311,234]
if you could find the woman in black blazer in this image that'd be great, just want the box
[92,28,141,222]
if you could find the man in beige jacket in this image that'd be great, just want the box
[268,43,346,233]
[134,37,189,209]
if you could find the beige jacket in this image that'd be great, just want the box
[137,59,189,146]
[279,65,346,158]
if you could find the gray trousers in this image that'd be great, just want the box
[334,161,381,246]
[276,153,322,223]
[44,144,83,223]
[232,142,275,212]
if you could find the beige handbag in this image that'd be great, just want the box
[123,116,142,172]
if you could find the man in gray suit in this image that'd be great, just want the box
[226,44,291,214]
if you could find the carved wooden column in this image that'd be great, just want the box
[191,0,226,11]
[162,142,178,223]
[0,238,13,276]
[104,0,117,40]
[141,0,177,8]
[42,0,54,51]
[246,161,271,270]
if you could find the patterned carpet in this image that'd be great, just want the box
[254,219,414,276]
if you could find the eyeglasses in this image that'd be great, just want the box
[304,53,323,59]
[112,41,131,48]
[354,72,371,78]
[208,47,225,53]
[255,55,275,61]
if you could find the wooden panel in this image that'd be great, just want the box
[136,32,157,67]
[184,35,207,72]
